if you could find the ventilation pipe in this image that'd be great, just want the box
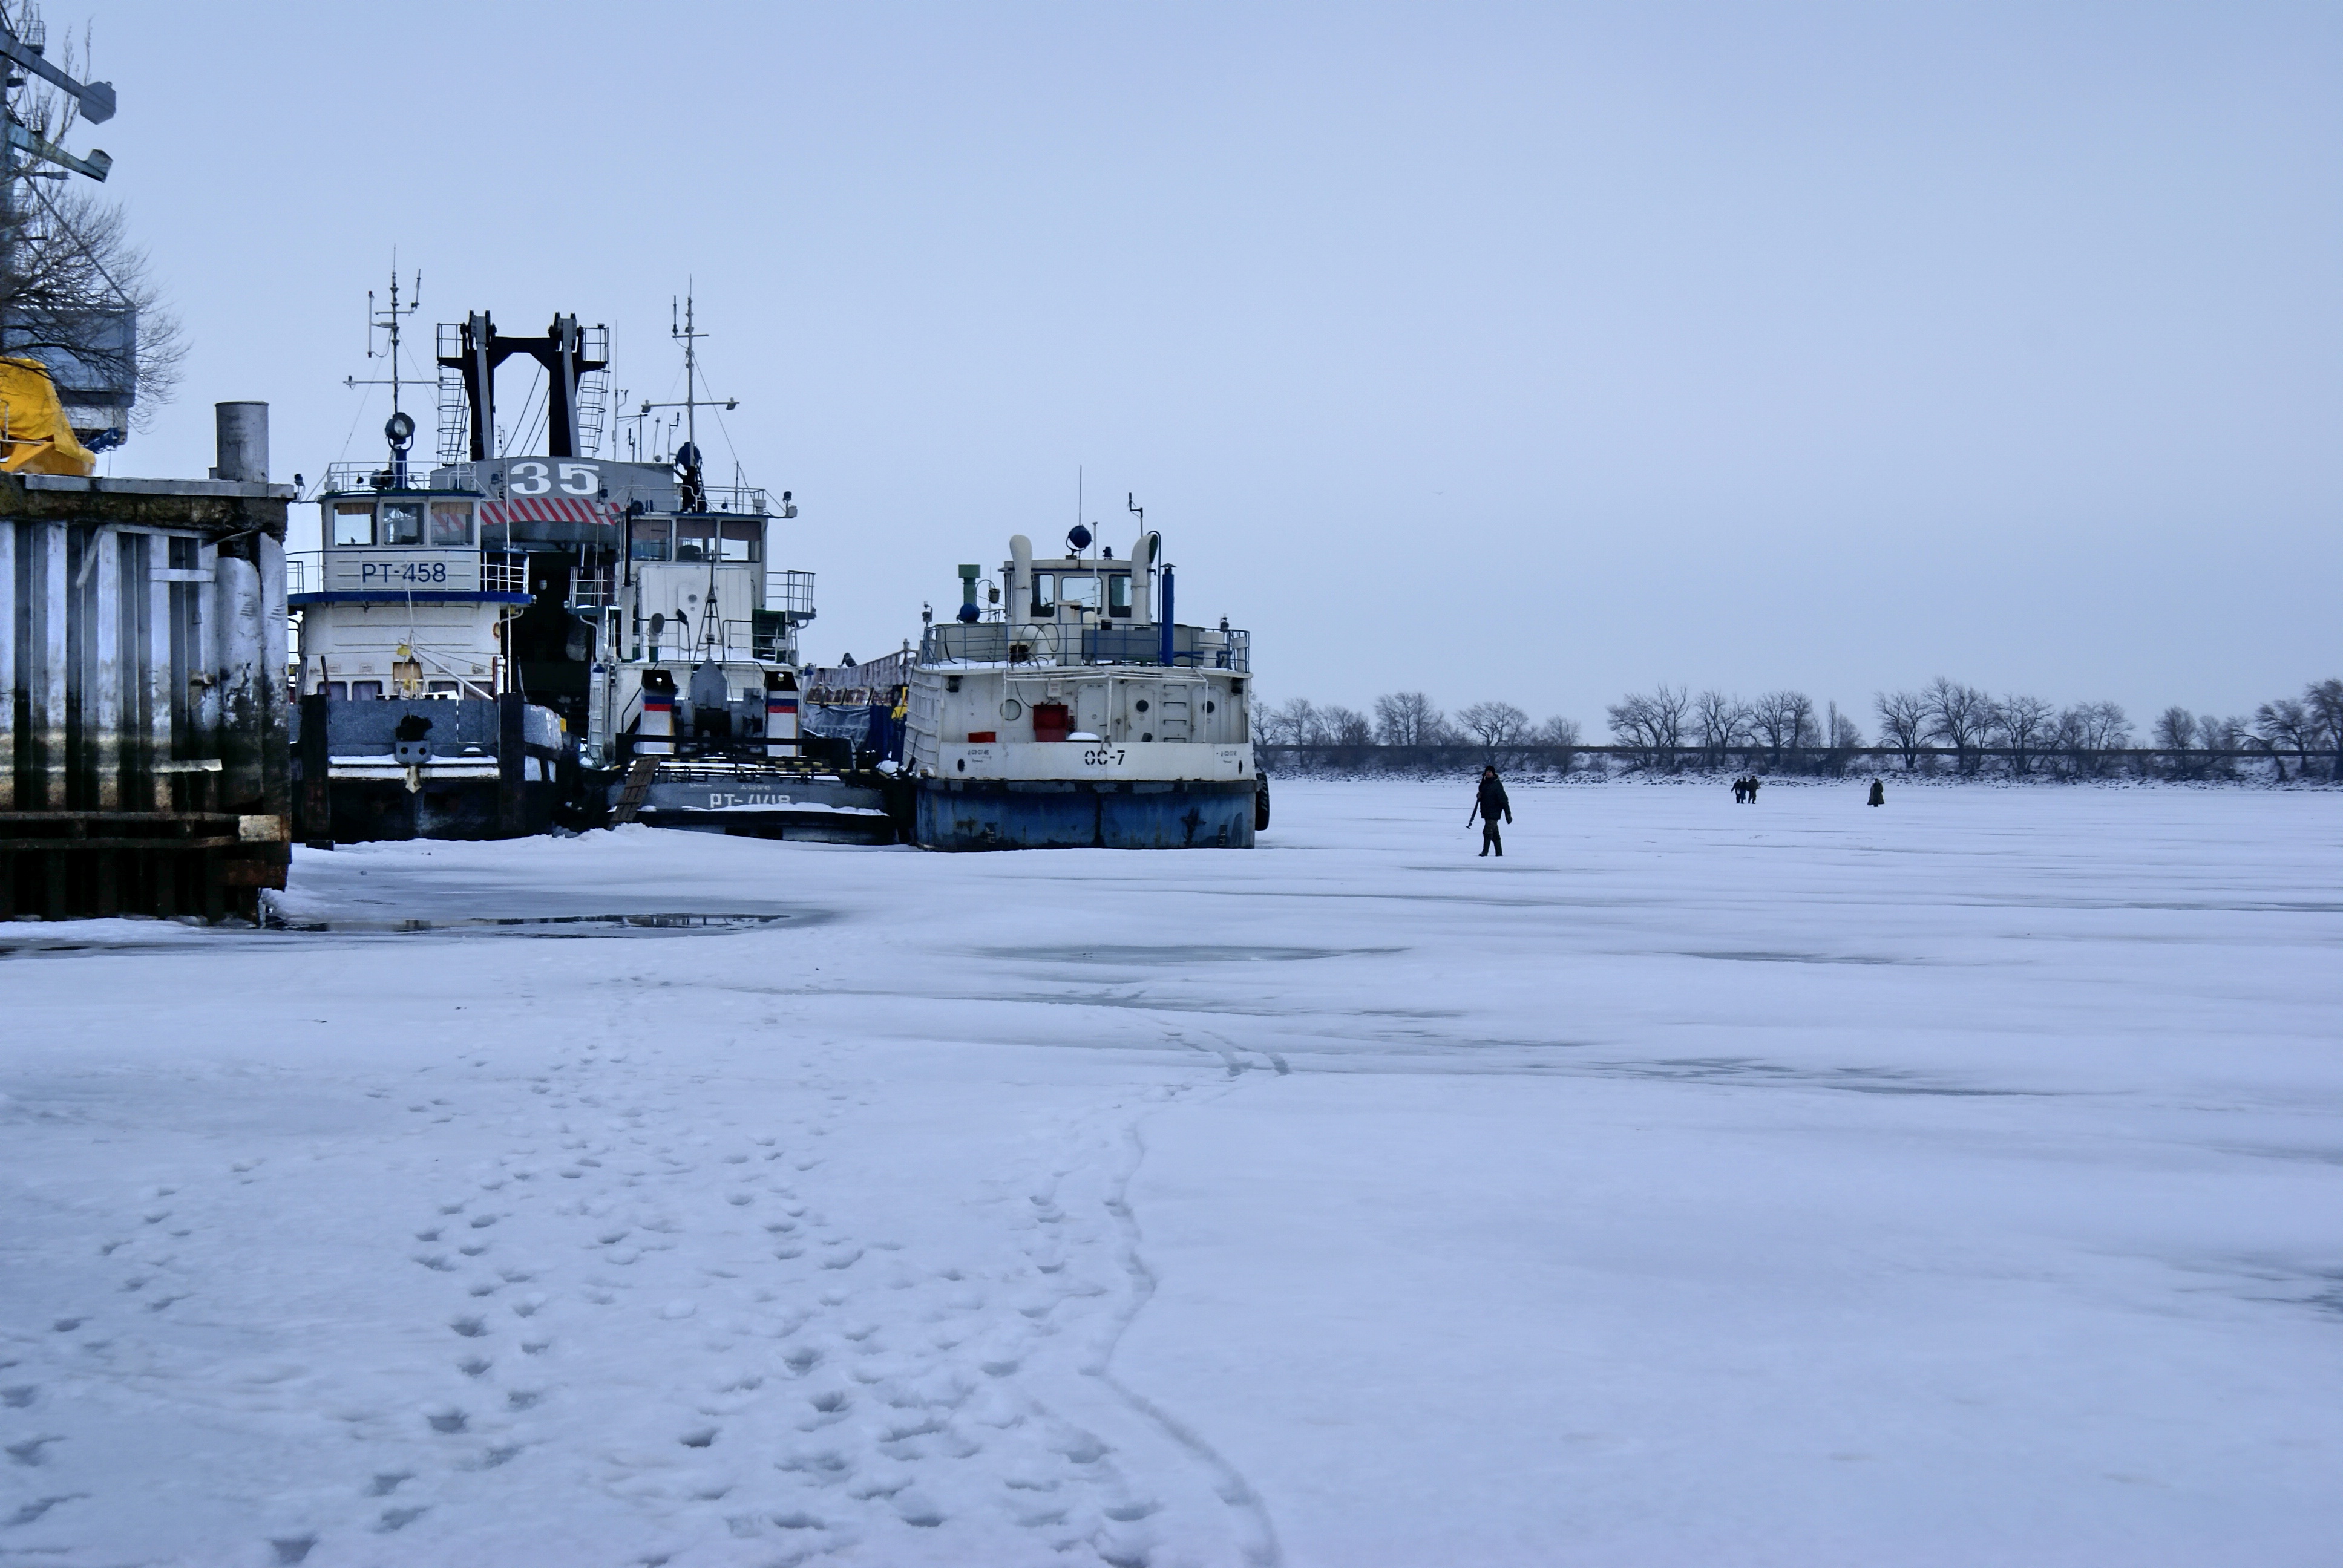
[1008,534,1034,652]
[212,402,269,483]
[1127,529,1159,628]
[956,563,981,624]
[1158,563,1176,667]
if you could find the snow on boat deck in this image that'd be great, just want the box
[1,782,2338,1566]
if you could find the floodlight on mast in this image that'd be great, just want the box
[0,10,114,183]
[0,13,112,123]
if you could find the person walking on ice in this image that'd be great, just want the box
[1472,765,1512,857]
[1867,777,1886,808]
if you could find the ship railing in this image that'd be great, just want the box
[482,558,527,594]
[321,460,476,495]
[919,621,1250,672]
[424,321,601,370]
[699,483,768,515]
[286,551,320,595]
[640,621,776,665]
[571,572,613,609]
[764,569,815,620]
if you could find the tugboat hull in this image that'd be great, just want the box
[292,696,573,845]
[319,775,564,841]
[609,765,900,844]
[915,778,1255,851]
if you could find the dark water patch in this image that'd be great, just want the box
[261,912,797,936]
[1277,1053,2044,1095]
[1680,950,1915,967]
[2217,1145,2343,1168]
[975,943,1406,966]
[1593,1056,2028,1096]
[1,910,809,958]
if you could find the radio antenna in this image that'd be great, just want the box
[345,258,423,482]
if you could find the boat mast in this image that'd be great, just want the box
[346,262,422,483]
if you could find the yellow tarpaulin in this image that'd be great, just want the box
[0,356,97,475]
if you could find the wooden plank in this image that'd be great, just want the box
[0,811,240,824]
[0,837,240,851]
[609,756,660,824]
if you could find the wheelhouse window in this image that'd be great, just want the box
[379,501,424,546]
[1107,572,1132,617]
[629,520,672,561]
[332,503,374,546]
[719,520,762,561]
[676,518,718,561]
[428,501,474,547]
[1058,574,1101,610]
[1031,573,1056,615]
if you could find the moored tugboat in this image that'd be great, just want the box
[575,303,896,844]
[902,511,1256,849]
[290,288,881,841]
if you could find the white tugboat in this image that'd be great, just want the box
[903,504,1258,849]
[287,276,578,841]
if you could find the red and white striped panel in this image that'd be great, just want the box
[480,496,621,528]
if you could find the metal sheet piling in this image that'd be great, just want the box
[0,403,297,919]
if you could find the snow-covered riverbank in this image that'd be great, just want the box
[3,782,2337,1566]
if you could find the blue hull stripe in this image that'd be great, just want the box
[915,779,1256,851]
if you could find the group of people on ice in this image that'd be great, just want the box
[1466,768,1887,857]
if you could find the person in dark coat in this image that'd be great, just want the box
[1732,777,1748,804]
[1746,776,1761,802]
[1867,777,1886,808]
[1472,765,1512,856]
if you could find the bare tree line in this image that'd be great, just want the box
[1259,677,2343,783]
[1259,693,1582,753]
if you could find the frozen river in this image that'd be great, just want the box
[2,780,2338,1566]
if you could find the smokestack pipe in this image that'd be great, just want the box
[212,402,269,483]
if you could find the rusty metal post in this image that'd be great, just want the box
[300,691,332,848]
[498,691,526,835]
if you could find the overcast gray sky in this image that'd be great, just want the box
[87,1,2342,730]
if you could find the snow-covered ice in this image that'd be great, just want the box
[2,780,2338,1566]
